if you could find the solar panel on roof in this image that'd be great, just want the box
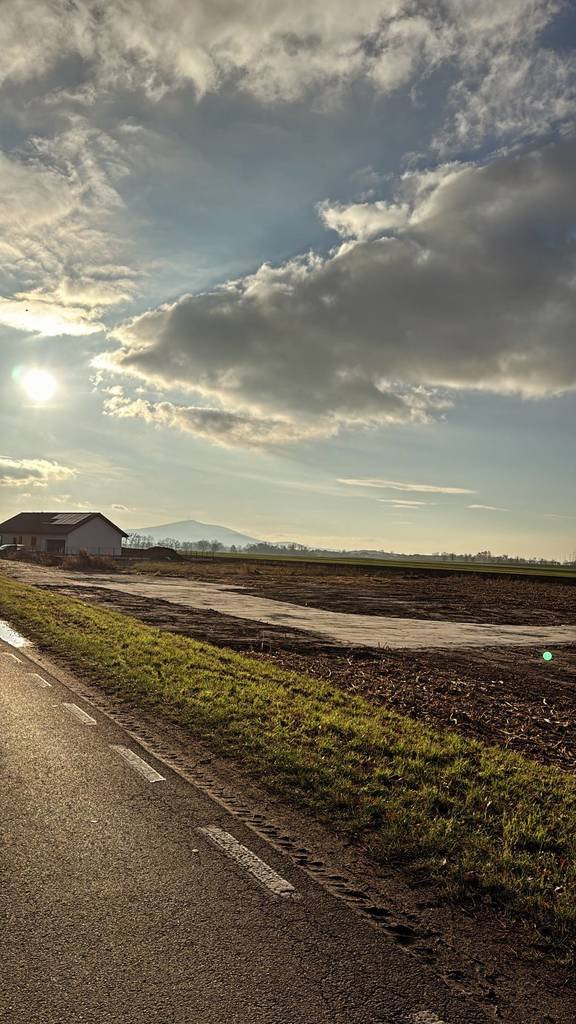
[52,513,91,524]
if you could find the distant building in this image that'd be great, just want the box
[0,512,128,556]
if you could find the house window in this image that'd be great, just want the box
[31,536,37,547]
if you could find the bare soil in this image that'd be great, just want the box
[126,558,576,625]
[5,560,575,774]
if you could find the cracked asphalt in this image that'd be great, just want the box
[0,639,492,1023]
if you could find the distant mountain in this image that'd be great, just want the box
[132,519,260,547]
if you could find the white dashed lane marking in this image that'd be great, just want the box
[110,745,166,783]
[62,702,97,726]
[1,651,23,663]
[199,825,299,899]
[26,672,51,688]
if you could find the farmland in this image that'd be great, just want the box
[126,554,576,622]
[4,556,576,773]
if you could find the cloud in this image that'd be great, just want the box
[377,499,433,507]
[467,504,509,511]
[318,200,410,240]
[0,151,74,228]
[103,394,333,447]
[341,479,475,493]
[543,512,576,519]
[0,0,572,148]
[0,1,460,101]
[111,503,131,511]
[1,1,573,355]
[0,456,76,488]
[99,137,576,447]
[0,121,138,335]
[437,16,576,150]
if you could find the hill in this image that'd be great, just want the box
[133,519,260,548]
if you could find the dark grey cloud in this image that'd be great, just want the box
[101,137,576,446]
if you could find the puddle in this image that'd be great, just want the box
[0,619,29,647]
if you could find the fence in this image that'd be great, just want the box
[121,547,217,560]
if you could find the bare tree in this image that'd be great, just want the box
[125,532,154,549]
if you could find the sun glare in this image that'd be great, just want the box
[21,369,58,403]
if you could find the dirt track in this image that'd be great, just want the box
[125,557,576,624]
[4,564,575,649]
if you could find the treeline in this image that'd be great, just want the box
[126,534,229,552]
[124,534,575,567]
[125,535,313,554]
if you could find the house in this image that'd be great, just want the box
[0,512,128,556]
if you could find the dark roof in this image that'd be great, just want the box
[0,512,128,537]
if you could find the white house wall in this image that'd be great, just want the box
[66,519,124,555]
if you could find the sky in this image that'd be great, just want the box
[1,0,575,559]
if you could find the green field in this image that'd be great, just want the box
[128,549,576,580]
[0,571,574,954]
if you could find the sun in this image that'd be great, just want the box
[21,369,58,403]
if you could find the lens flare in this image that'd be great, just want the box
[542,651,553,662]
[21,369,58,403]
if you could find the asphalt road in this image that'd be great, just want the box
[1,639,491,1024]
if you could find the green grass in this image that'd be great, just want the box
[126,551,576,579]
[1,572,574,951]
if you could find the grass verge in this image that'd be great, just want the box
[1,572,574,952]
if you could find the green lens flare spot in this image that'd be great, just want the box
[542,651,553,662]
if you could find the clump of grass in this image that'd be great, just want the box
[0,572,574,951]
[66,549,118,571]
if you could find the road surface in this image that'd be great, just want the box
[0,636,493,1024]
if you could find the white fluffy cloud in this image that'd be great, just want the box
[318,200,410,240]
[0,0,572,145]
[99,137,576,447]
[0,456,76,488]
[0,1,452,99]
[0,121,138,335]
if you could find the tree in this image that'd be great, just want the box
[125,532,153,549]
